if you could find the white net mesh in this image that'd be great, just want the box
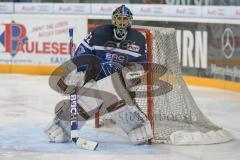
[96,26,232,145]
[132,26,232,145]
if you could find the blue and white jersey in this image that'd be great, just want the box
[72,25,147,80]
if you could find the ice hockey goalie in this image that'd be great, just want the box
[45,4,154,147]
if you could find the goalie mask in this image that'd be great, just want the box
[112,5,133,40]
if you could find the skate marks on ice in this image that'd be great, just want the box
[0,74,165,154]
[0,124,166,154]
[0,74,240,160]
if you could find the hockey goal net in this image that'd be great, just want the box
[95,26,232,145]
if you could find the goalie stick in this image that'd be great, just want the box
[69,28,98,150]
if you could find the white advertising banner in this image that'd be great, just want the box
[14,3,53,14]
[0,3,14,13]
[226,7,240,19]
[167,5,201,17]
[130,4,166,16]
[0,15,87,66]
[91,3,124,15]
[0,3,239,20]
[202,6,230,18]
[53,3,90,15]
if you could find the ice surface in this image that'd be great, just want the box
[0,74,240,160]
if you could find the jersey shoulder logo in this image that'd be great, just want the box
[79,45,86,54]
[84,32,93,44]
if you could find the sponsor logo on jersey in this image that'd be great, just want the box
[127,43,140,52]
[105,52,127,63]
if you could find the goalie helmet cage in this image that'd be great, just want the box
[95,26,232,145]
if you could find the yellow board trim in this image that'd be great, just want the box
[0,64,57,75]
[0,64,240,92]
[183,75,240,92]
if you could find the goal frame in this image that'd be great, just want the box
[93,26,232,145]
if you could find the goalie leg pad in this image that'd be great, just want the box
[54,80,104,122]
[127,119,153,145]
[95,72,136,115]
[95,71,153,145]
[77,80,103,114]
[110,105,147,133]
[97,72,136,105]
[110,104,153,144]
[44,117,71,143]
